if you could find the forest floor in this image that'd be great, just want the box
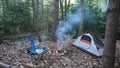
[0,37,120,68]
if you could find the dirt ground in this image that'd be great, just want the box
[0,39,120,68]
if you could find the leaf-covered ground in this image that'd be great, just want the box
[0,39,120,68]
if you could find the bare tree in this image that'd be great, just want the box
[102,0,120,68]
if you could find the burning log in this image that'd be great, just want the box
[0,62,10,68]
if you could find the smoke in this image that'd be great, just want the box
[55,3,100,51]
[56,7,81,41]
[55,1,107,51]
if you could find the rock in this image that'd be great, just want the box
[8,57,12,61]
[11,66,17,68]
[20,65,24,68]
[90,65,93,68]
[25,63,34,68]
[115,62,120,67]
[39,62,45,67]
[25,50,28,54]
[0,55,3,58]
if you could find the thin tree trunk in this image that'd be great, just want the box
[65,0,67,15]
[36,0,39,24]
[2,0,5,15]
[5,0,8,13]
[79,0,84,35]
[60,0,64,20]
[32,0,35,24]
[32,0,39,30]
[32,0,36,31]
[46,2,49,33]
[36,0,41,42]
[42,0,43,22]
[26,0,30,10]
[2,0,7,14]
[52,0,59,41]
[102,0,119,68]
[68,0,71,11]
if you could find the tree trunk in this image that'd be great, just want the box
[41,0,43,23]
[102,0,119,68]
[79,0,84,35]
[52,0,59,41]
[46,3,49,33]
[32,0,39,31]
[26,0,30,10]
[60,0,64,20]
[36,0,41,42]
[36,0,39,22]
[2,0,5,15]
[32,0,35,25]
[2,0,8,14]
[65,0,67,15]
[68,0,71,11]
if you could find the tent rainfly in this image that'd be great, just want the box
[73,33,104,57]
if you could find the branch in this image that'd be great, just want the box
[0,62,10,68]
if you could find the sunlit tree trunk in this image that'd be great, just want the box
[52,0,59,41]
[102,0,119,68]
